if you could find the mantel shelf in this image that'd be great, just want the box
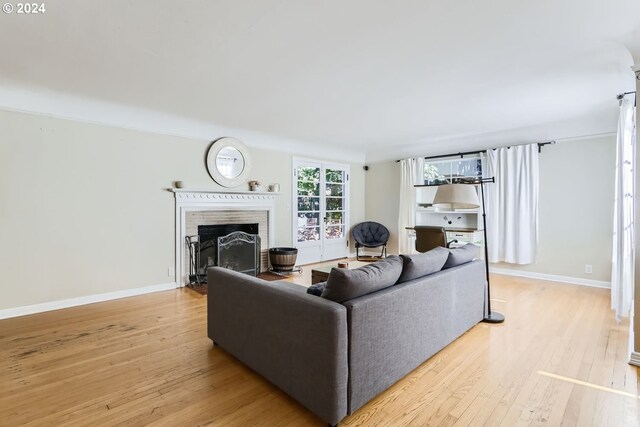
[169,188,280,195]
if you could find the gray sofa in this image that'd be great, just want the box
[207,249,485,426]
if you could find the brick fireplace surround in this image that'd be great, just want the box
[172,190,276,286]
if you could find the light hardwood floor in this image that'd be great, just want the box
[1,270,638,426]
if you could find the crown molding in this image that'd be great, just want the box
[0,85,367,163]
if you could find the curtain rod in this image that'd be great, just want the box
[394,140,556,163]
[617,91,636,100]
[617,91,637,107]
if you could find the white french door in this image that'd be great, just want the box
[293,159,350,265]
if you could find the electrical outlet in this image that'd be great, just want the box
[585,264,593,274]
[168,267,175,277]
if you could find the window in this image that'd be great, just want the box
[423,157,482,185]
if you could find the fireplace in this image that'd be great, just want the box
[173,190,276,286]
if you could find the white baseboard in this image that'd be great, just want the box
[629,352,640,367]
[0,282,177,320]
[490,267,610,289]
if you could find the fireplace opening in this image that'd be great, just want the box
[187,223,260,283]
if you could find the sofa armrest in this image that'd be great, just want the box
[207,267,348,426]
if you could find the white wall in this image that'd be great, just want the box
[365,135,616,283]
[0,109,364,310]
[494,135,615,283]
[364,161,400,254]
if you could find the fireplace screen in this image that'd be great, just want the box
[198,223,258,272]
[217,231,261,277]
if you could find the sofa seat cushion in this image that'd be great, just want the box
[321,256,403,303]
[443,243,480,269]
[397,247,449,283]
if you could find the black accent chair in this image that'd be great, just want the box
[352,221,389,261]
[414,226,458,253]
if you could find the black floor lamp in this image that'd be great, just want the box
[433,179,505,323]
[475,177,504,323]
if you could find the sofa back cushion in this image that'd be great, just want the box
[321,255,403,303]
[443,243,480,269]
[397,247,449,283]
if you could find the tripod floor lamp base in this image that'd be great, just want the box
[483,311,505,324]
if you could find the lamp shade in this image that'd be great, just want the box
[432,184,480,210]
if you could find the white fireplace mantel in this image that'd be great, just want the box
[172,189,278,286]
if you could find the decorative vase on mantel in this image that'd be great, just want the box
[248,180,264,191]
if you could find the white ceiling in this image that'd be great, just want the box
[1,0,639,162]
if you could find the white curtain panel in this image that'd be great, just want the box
[611,97,636,321]
[486,144,539,264]
[398,158,422,254]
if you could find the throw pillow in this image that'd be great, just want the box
[443,243,479,269]
[321,255,403,303]
[306,282,326,297]
[397,246,449,283]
